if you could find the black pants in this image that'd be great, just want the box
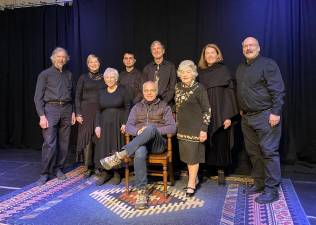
[241,110,281,193]
[41,103,72,175]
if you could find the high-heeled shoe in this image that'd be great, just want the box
[183,177,200,191]
[186,187,196,197]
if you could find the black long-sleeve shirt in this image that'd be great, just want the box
[236,56,285,115]
[75,72,104,115]
[119,68,143,104]
[143,59,177,105]
[34,66,74,116]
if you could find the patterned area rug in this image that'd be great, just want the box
[220,180,310,225]
[0,166,310,225]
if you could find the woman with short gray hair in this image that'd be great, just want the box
[94,67,131,186]
[175,60,211,197]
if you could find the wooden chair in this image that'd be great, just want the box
[123,133,174,197]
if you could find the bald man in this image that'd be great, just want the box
[236,37,285,204]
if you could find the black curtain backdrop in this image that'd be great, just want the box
[0,0,315,163]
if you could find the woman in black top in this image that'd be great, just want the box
[75,54,104,178]
[94,68,130,185]
[198,44,239,184]
[175,60,211,197]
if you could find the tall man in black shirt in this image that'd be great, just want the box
[143,41,177,106]
[236,37,285,204]
[34,47,76,185]
[119,52,143,104]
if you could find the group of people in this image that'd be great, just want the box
[34,36,285,210]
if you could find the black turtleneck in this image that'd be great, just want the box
[75,72,105,115]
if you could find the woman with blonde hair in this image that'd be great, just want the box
[75,54,104,178]
[198,44,239,184]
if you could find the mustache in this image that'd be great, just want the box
[246,50,253,54]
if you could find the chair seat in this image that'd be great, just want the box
[124,152,169,163]
[124,134,174,196]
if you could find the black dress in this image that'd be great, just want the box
[198,63,239,166]
[94,85,130,169]
[75,72,104,154]
[175,81,211,164]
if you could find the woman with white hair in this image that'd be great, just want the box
[94,68,131,185]
[175,60,211,197]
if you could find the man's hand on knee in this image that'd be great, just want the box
[137,126,147,135]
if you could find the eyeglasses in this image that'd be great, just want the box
[143,89,156,93]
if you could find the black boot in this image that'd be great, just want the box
[83,169,93,178]
[110,170,121,185]
[84,143,93,169]
[83,143,94,178]
[95,171,112,186]
[218,169,225,185]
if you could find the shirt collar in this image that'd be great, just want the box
[245,55,261,65]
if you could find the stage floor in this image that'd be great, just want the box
[0,148,315,224]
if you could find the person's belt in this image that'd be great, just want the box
[243,108,272,116]
[46,101,70,105]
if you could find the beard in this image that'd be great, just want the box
[54,62,65,70]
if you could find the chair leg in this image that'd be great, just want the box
[168,162,174,186]
[163,163,168,197]
[125,162,129,194]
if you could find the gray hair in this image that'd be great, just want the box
[142,81,158,95]
[177,60,198,78]
[50,47,70,63]
[150,40,165,50]
[103,67,119,81]
[242,36,260,47]
[86,54,100,64]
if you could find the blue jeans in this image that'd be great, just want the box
[123,125,165,188]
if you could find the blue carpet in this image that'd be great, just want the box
[0,166,310,225]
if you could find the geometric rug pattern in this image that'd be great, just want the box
[220,180,311,225]
[0,166,310,225]
[90,184,204,219]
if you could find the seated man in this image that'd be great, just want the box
[100,81,176,210]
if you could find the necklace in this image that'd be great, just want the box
[107,85,118,93]
[88,72,102,80]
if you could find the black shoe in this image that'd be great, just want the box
[56,170,67,180]
[83,169,92,178]
[255,191,279,204]
[186,187,196,197]
[110,171,121,185]
[183,177,200,191]
[37,175,48,186]
[95,172,112,186]
[94,169,102,176]
[246,185,264,195]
